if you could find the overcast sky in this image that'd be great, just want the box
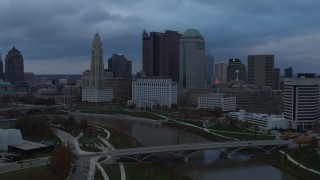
[0,0,319,74]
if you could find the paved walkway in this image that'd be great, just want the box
[279,150,320,175]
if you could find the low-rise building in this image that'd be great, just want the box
[82,88,113,103]
[229,110,289,131]
[128,77,177,109]
[198,93,236,112]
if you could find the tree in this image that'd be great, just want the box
[171,103,178,110]
[80,119,88,131]
[212,107,223,118]
[48,143,77,180]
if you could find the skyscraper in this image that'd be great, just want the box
[284,78,320,129]
[214,63,227,84]
[247,55,274,87]
[142,30,181,82]
[273,68,280,90]
[0,53,3,80]
[82,33,113,102]
[227,58,246,82]
[284,67,293,78]
[206,55,214,86]
[179,29,205,88]
[5,46,24,83]
[108,54,132,79]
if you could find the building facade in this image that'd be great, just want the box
[129,78,177,109]
[284,67,293,78]
[198,93,236,112]
[229,110,289,131]
[218,84,272,111]
[214,63,227,84]
[108,54,132,79]
[142,30,181,82]
[206,55,214,86]
[0,54,3,80]
[227,58,246,82]
[247,55,274,87]
[283,78,320,129]
[273,68,280,90]
[82,33,113,102]
[5,47,24,83]
[179,29,205,88]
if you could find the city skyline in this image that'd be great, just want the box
[1,1,320,74]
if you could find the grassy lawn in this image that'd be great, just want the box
[0,165,47,180]
[94,167,104,180]
[101,164,121,180]
[261,151,320,180]
[24,134,62,145]
[90,126,109,139]
[125,163,170,180]
[210,130,275,140]
[107,128,139,149]
[78,133,107,147]
[285,145,320,171]
[81,109,163,120]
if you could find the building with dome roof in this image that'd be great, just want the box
[179,29,206,88]
[5,46,24,83]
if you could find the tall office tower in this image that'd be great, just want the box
[108,54,132,79]
[284,67,293,78]
[206,55,214,86]
[82,33,113,102]
[0,53,3,80]
[142,30,181,82]
[247,55,274,87]
[227,58,246,82]
[284,78,320,129]
[5,46,24,83]
[214,63,227,84]
[179,29,205,88]
[273,68,280,90]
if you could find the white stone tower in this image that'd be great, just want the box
[89,33,105,88]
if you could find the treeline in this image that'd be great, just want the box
[1,93,55,105]
[15,116,53,139]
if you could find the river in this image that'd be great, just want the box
[83,116,297,180]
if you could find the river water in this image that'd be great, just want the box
[87,117,297,180]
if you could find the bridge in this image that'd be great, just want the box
[104,140,289,162]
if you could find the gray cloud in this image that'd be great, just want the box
[1,0,320,74]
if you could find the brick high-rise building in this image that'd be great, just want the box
[273,68,280,90]
[142,30,181,82]
[227,58,246,82]
[5,46,24,83]
[247,55,274,87]
[108,54,132,79]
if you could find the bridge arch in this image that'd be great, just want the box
[227,146,269,156]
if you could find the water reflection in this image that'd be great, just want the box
[90,118,297,180]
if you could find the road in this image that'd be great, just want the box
[0,158,49,173]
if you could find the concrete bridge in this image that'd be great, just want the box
[104,140,289,162]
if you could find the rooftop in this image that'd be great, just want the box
[182,29,203,38]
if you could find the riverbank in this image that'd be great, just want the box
[257,152,320,180]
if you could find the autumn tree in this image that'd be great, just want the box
[47,143,77,180]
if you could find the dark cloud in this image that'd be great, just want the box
[0,0,320,74]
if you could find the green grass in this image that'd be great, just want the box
[125,163,170,180]
[101,164,121,180]
[210,130,275,140]
[285,145,320,171]
[0,165,47,180]
[94,166,105,180]
[107,128,139,149]
[24,134,62,145]
[78,133,107,147]
[81,109,163,120]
